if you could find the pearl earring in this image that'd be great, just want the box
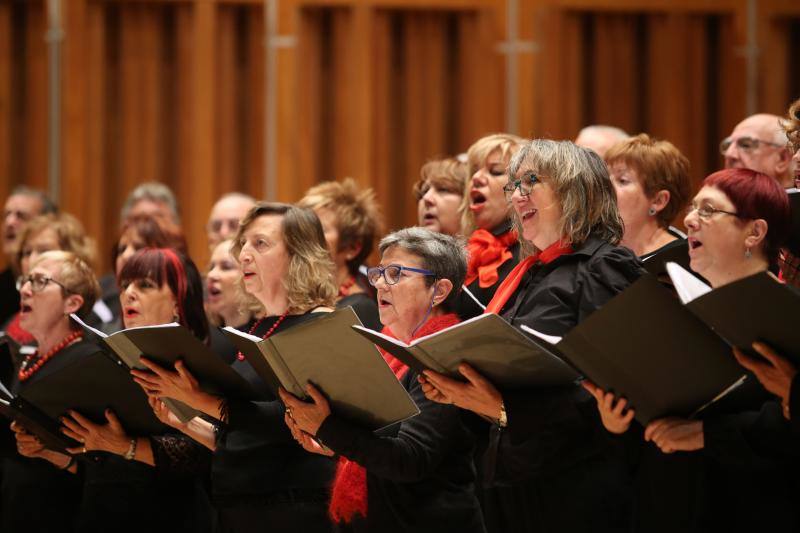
[647,207,657,216]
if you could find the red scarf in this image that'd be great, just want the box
[465,228,518,288]
[5,312,34,345]
[485,241,573,314]
[328,313,461,524]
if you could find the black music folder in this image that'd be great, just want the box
[222,307,420,431]
[521,271,748,425]
[71,314,256,422]
[0,348,166,452]
[352,313,578,389]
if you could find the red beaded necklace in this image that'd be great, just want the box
[19,330,83,382]
[236,313,289,362]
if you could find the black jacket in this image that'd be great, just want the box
[475,236,643,533]
[317,368,486,533]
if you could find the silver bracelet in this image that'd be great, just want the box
[124,438,137,461]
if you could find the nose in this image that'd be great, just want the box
[207,265,221,281]
[122,283,138,302]
[684,207,699,229]
[471,168,487,187]
[422,188,436,205]
[238,242,253,264]
[18,280,32,298]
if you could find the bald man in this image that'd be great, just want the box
[721,114,794,188]
[206,192,256,249]
[575,125,630,159]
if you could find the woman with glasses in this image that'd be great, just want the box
[587,168,795,531]
[126,203,338,532]
[2,213,98,349]
[279,227,485,532]
[455,133,526,319]
[2,251,101,532]
[605,134,691,258]
[421,139,643,533]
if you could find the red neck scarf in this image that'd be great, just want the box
[328,313,461,524]
[5,312,34,345]
[484,241,573,315]
[465,228,518,288]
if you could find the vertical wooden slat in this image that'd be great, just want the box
[25,2,48,191]
[371,9,395,229]
[296,9,323,196]
[244,5,265,198]
[119,4,144,197]
[591,13,639,134]
[216,5,238,193]
[347,5,375,189]
[0,1,11,192]
[139,5,164,184]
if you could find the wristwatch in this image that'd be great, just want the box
[497,401,508,428]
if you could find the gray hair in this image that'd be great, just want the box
[378,227,467,311]
[120,182,180,224]
[10,185,57,215]
[509,139,624,253]
[216,191,257,205]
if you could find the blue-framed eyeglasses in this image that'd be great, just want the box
[503,173,543,200]
[367,264,435,286]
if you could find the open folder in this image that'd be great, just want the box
[71,314,256,422]
[519,269,750,425]
[222,307,419,431]
[0,345,166,452]
[352,313,579,388]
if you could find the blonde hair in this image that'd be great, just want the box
[206,239,263,327]
[232,203,337,314]
[297,178,383,276]
[509,139,624,255]
[31,250,100,322]
[461,133,526,234]
[17,213,97,272]
[413,158,469,200]
[605,133,692,228]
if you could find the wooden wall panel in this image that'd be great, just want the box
[0,0,798,275]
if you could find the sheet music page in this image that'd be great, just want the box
[666,262,711,304]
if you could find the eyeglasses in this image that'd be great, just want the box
[16,273,71,293]
[719,136,784,156]
[208,218,240,235]
[686,202,743,220]
[503,173,543,200]
[366,264,435,286]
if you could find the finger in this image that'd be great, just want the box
[138,357,171,378]
[132,376,162,392]
[754,343,794,373]
[305,383,327,407]
[66,446,86,455]
[174,360,196,384]
[621,409,635,426]
[613,397,629,416]
[733,348,761,373]
[66,410,96,430]
[105,409,123,431]
[423,371,458,394]
[458,363,490,388]
[602,392,615,413]
[644,418,667,441]
[61,426,85,442]
[581,380,602,401]
[278,387,300,408]
[60,415,89,434]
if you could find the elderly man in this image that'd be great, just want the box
[120,181,181,227]
[721,113,794,188]
[574,125,630,159]
[206,192,256,249]
[1,186,57,325]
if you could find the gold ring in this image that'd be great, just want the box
[81,447,87,453]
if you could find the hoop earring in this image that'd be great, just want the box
[647,207,657,216]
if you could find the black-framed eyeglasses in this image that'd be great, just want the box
[16,273,71,293]
[686,202,743,220]
[719,136,784,155]
[366,264,435,286]
[503,173,543,200]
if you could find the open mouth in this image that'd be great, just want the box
[19,303,32,314]
[378,297,392,308]
[469,190,487,210]
[242,271,256,281]
[688,238,703,250]
[521,208,538,222]
[207,285,222,297]
[124,307,140,319]
[422,213,437,223]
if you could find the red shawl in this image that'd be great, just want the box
[328,313,461,524]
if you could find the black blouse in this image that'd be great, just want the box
[476,236,643,532]
[317,368,485,533]
[212,312,335,504]
[338,292,381,332]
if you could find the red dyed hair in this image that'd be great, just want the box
[703,168,790,264]
[118,247,209,342]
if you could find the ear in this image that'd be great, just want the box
[650,189,671,213]
[774,147,792,175]
[63,294,84,316]
[431,278,454,306]
[342,240,363,262]
[744,219,769,250]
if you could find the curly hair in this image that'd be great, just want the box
[17,213,97,272]
[232,203,337,314]
[783,98,800,155]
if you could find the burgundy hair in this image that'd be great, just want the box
[703,168,790,264]
[118,247,209,342]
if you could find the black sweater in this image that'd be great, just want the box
[317,368,485,533]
